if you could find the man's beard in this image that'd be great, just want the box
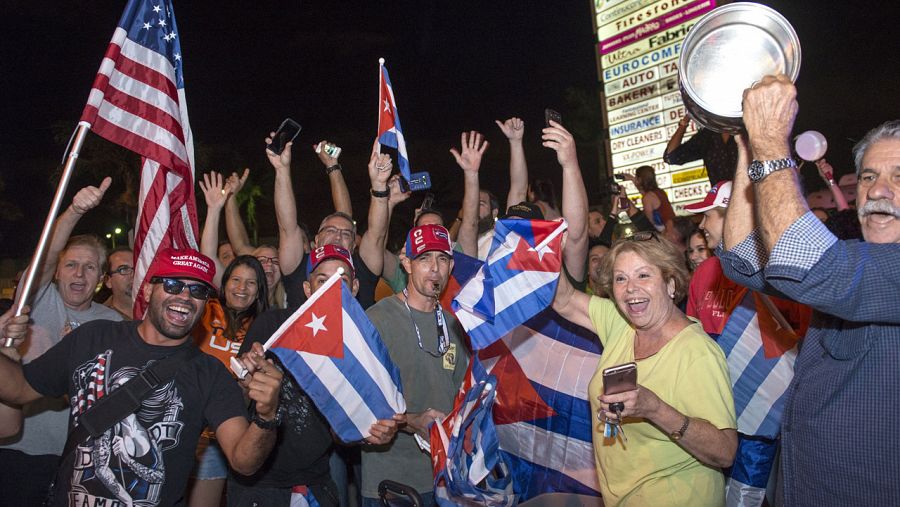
[477,215,494,235]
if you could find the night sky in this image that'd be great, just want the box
[2,0,898,260]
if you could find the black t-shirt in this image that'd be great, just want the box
[23,320,246,506]
[283,252,379,310]
[234,308,334,490]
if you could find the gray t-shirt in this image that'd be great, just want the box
[361,295,469,498]
[0,282,123,456]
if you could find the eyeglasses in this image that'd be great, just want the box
[317,226,355,241]
[109,265,135,276]
[256,256,280,267]
[151,277,215,300]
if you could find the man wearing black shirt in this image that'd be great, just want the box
[0,248,283,506]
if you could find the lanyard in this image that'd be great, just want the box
[402,289,450,357]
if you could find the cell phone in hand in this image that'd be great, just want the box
[398,171,432,193]
[545,108,562,128]
[267,118,302,155]
[420,193,435,210]
[614,173,626,181]
[602,362,637,395]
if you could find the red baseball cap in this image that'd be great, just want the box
[151,248,217,289]
[405,224,452,259]
[684,181,732,213]
[307,244,355,276]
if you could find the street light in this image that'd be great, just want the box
[106,227,124,248]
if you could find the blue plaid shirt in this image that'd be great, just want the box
[719,212,900,506]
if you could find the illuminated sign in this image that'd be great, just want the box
[595,0,715,213]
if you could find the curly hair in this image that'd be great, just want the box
[597,233,690,302]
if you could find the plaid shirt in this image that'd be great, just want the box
[719,212,900,506]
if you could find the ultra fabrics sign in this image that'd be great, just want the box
[594,0,716,208]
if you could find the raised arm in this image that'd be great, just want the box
[742,74,805,253]
[264,134,308,275]
[34,178,111,286]
[359,141,393,276]
[381,175,411,285]
[814,158,850,211]
[551,259,592,331]
[198,171,231,287]
[496,117,527,209]
[664,116,692,156]
[543,120,588,280]
[223,169,255,256]
[314,140,352,217]
[450,131,489,257]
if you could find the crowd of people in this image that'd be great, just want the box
[0,74,896,507]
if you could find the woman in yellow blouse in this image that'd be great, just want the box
[554,232,737,506]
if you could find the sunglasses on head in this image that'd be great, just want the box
[151,277,215,300]
[624,231,660,243]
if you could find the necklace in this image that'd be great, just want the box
[401,289,450,357]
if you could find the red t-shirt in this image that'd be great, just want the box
[687,256,811,338]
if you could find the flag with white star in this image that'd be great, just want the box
[79,0,199,319]
[453,219,568,349]
[265,270,406,442]
[376,60,412,182]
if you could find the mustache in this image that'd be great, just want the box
[858,199,900,219]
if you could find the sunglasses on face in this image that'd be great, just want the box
[109,265,135,276]
[151,277,215,300]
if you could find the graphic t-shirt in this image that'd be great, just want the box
[23,320,246,506]
[192,298,250,368]
[686,257,810,339]
[587,297,736,507]
[232,308,334,490]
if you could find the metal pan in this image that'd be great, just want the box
[678,2,801,133]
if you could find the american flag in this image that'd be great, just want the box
[73,350,111,420]
[79,0,199,318]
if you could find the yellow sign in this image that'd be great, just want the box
[671,166,708,185]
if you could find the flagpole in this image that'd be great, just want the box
[377,58,384,155]
[6,121,91,346]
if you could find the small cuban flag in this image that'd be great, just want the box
[263,269,406,442]
[376,58,412,183]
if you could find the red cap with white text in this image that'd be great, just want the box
[684,181,732,213]
[405,224,452,259]
[151,248,217,289]
[307,244,355,276]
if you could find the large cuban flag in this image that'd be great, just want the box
[453,219,567,350]
[264,270,406,442]
[433,308,603,502]
[717,290,803,507]
[376,59,411,182]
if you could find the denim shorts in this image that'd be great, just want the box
[193,437,228,480]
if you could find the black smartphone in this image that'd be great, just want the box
[420,192,435,210]
[614,173,626,181]
[602,362,637,395]
[544,108,562,127]
[398,171,432,193]
[267,118,302,155]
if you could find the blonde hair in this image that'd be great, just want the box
[597,233,690,301]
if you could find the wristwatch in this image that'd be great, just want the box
[670,415,691,441]
[250,410,282,431]
[748,158,797,182]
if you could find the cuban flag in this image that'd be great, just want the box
[433,309,603,502]
[453,219,567,350]
[717,290,802,507]
[439,250,485,316]
[263,270,406,442]
[376,59,411,182]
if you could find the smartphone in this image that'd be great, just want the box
[267,118,302,155]
[614,173,626,181]
[420,192,435,210]
[399,171,432,193]
[545,108,562,127]
[602,362,637,395]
